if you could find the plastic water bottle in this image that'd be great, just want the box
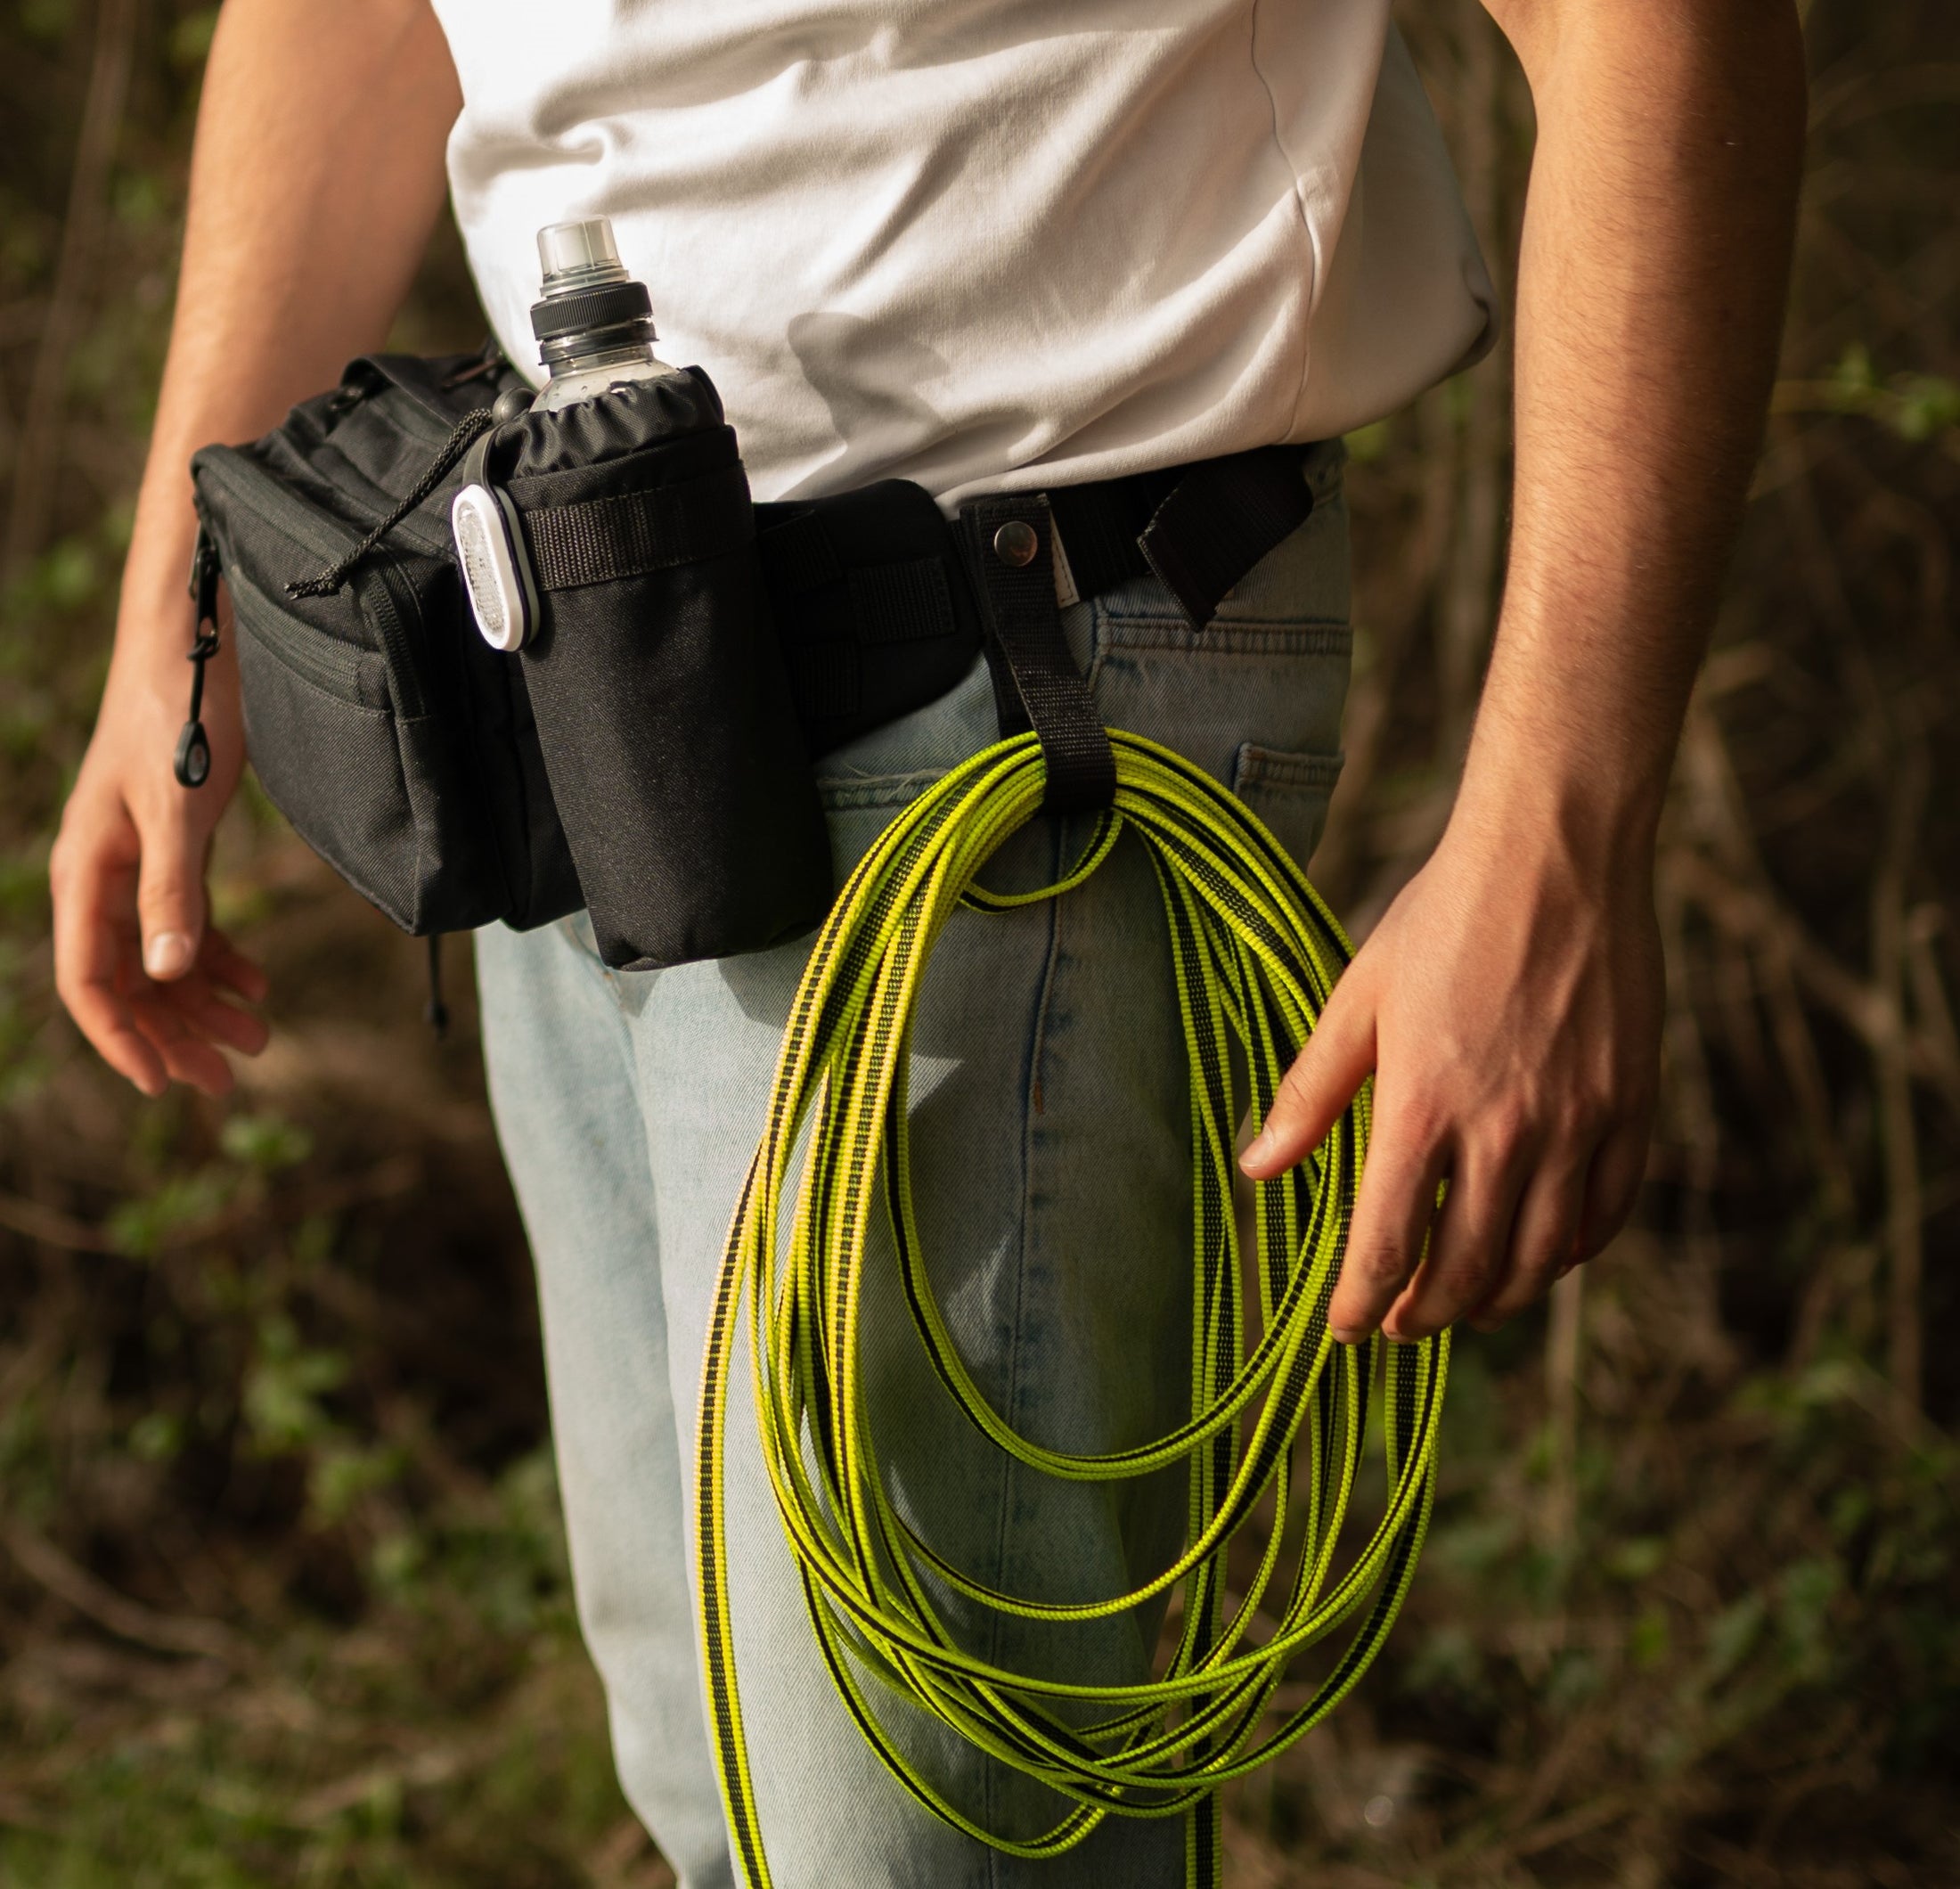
[455,217,681,652]
[526,217,678,413]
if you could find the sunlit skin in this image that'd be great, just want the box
[1240,0,1806,1340]
[50,0,1806,1346]
[50,0,458,1099]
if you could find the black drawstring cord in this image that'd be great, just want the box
[286,406,496,600]
[175,528,223,789]
[424,933,450,1042]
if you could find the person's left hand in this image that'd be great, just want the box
[1240,802,1662,1341]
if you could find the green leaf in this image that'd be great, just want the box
[1776,1556,1842,1667]
[1605,1536,1668,1582]
[1345,420,1394,464]
[1629,1602,1670,1670]
[167,5,219,68]
[1891,373,1960,442]
[219,1112,314,1173]
[13,537,100,616]
[1703,1591,1768,1687]
[128,1411,184,1462]
[308,1442,406,1525]
[1830,341,1878,395]
[241,1315,347,1452]
[108,1170,234,1256]
[19,0,72,44]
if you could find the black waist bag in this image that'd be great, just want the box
[191,355,970,971]
[478,372,833,970]
[190,351,581,936]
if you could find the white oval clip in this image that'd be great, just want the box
[452,482,539,652]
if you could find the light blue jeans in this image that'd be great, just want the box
[475,443,1352,1889]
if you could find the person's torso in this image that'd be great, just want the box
[431,0,1496,508]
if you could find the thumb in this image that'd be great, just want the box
[1241,971,1378,1178]
[136,805,210,983]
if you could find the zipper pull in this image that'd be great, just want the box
[175,526,222,789]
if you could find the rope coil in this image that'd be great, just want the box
[697,730,1449,1888]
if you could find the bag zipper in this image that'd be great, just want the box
[341,342,512,440]
[225,562,374,704]
[194,446,368,568]
[363,555,428,721]
[196,446,431,717]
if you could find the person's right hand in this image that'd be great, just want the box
[51,569,269,1099]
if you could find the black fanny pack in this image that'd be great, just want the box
[187,345,1314,971]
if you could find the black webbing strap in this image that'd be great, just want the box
[850,557,957,645]
[1134,445,1315,630]
[522,463,755,592]
[500,445,1311,804]
[755,506,844,596]
[960,493,1116,815]
[1045,445,1315,631]
[1045,465,1179,602]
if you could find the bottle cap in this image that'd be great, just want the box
[530,215,656,347]
[530,279,652,343]
[537,217,628,292]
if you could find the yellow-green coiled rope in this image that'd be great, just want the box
[696,730,1449,1889]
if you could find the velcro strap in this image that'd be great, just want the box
[522,462,754,592]
[961,495,1115,816]
[756,508,844,595]
[1137,445,1314,630]
[849,557,956,645]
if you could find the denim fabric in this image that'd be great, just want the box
[474,441,1352,1889]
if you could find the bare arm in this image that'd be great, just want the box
[1243,1,1807,1337]
[51,0,459,1096]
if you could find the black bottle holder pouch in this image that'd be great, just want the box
[189,350,581,937]
[476,370,834,970]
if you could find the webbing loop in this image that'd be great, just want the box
[961,494,1117,815]
[696,729,1448,1888]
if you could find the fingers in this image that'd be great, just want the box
[1576,1116,1650,1260]
[118,944,272,1097]
[126,985,241,1099]
[171,969,273,1059]
[117,957,270,1101]
[52,810,170,1098]
[1326,1109,1449,1344]
[135,802,210,982]
[1458,1112,1650,1331]
[1464,1143,1591,1330]
[1385,1146,1531,1339]
[200,926,271,1006]
[61,917,171,1097]
[53,786,268,1099]
[1241,970,1376,1181]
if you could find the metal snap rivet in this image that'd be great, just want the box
[992,519,1039,568]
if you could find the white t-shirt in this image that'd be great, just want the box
[431,1,1495,510]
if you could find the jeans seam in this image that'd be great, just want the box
[979,823,1068,1865]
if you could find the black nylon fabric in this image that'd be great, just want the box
[960,494,1116,815]
[192,344,1312,975]
[493,372,834,971]
[190,349,584,937]
[1137,446,1316,631]
[753,479,982,758]
[524,464,755,590]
